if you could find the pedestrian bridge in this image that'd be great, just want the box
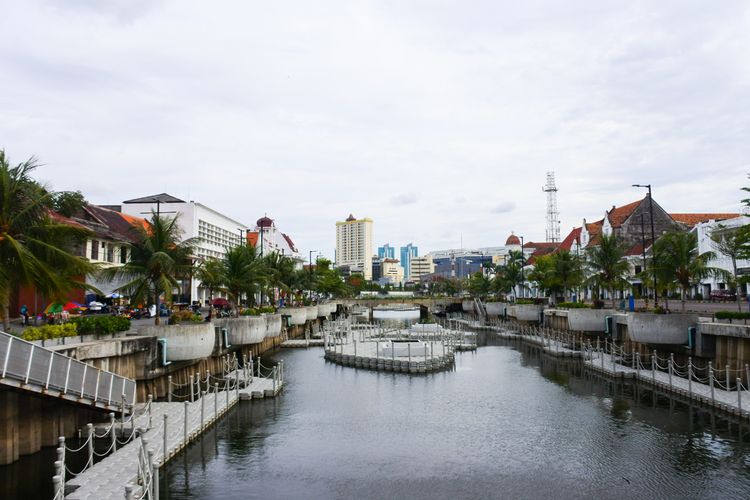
[0,330,137,412]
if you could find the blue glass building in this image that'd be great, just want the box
[378,244,395,260]
[400,243,418,280]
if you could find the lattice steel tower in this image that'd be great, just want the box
[543,171,561,242]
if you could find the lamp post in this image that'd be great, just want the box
[639,214,648,302]
[519,236,525,299]
[308,250,318,302]
[633,184,658,308]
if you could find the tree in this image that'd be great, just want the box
[493,250,526,298]
[106,213,198,324]
[711,225,750,312]
[262,252,298,305]
[52,190,87,217]
[0,151,96,331]
[585,233,630,308]
[466,272,492,299]
[195,258,224,313]
[526,254,561,301]
[553,250,584,301]
[654,231,723,312]
[220,244,265,313]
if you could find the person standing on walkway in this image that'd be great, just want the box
[20,305,28,325]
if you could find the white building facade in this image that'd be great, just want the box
[121,193,249,303]
[695,216,750,297]
[335,214,373,280]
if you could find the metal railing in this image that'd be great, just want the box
[0,330,137,410]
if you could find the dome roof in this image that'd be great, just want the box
[257,216,274,228]
[505,233,521,246]
[346,214,357,222]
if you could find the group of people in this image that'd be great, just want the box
[19,305,70,326]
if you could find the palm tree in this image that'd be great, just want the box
[586,233,630,308]
[493,250,526,298]
[526,254,559,300]
[195,258,224,317]
[553,250,584,302]
[262,252,297,305]
[220,244,266,313]
[654,231,723,311]
[105,213,198,325]
[466,271,492,299]
[711,224,750,312]
[0,151,95,331]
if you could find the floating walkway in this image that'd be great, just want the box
[54,356,284,499]
[495,322,750,421]
[321,319,478,373]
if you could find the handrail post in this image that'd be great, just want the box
[201,391,206,429]
[147,394,153,430]
[147,449,155,499]
[688,357,693,395]
[214,383,219,420]
[273,366,277,393]
[709,362,715,404]
[110,412,117,452]
[726,364,731,391]
[163,413,168,463]
[168,376,172,403]
[183,401,189,443]
[652,351,656,384]
[205,370,210,393]
[668,354,673,389]
[635,352,640,375]
[86,423,94,470]
[190,373,196,403]
[737,378,742,413]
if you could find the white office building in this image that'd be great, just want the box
[120,193,249,303]
[694,215,750,297]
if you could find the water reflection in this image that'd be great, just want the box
[163,336,750,500]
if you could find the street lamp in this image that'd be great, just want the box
[633,184,658,307]
[519,235,525,299]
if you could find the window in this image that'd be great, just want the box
[120,246,128,264]
[91,240,99,260]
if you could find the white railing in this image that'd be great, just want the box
[0,330,137,409]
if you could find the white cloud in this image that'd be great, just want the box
[1,0,749,260]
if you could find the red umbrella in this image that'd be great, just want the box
[211,298,230,307]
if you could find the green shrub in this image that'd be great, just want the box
[22,323,78,341]
[715,311,750,321]
[557,302,591,309]
[240,306,276,316]
[69,316,130,335]
[515,298,535,305]
[169,310,203,323]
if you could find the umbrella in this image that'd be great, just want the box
[211,298,230,307]
[106,292,122,299]
[44,303,63,314]
[63,301,85,311]
[88,301,104,311]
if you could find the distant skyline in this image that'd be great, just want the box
[1,1,748,261]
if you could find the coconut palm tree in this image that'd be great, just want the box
[585,233,630,308]
[195,258,224,317]
[262,252,298,305]
[221,244,266,313]
[553,250,585,302]
[493,250,527,298]
[0,151,95,331]
[654,231,724,311]
[105,213,198,324]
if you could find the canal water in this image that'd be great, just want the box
[160,333,750,499]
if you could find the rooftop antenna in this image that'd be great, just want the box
[543,171,561,242]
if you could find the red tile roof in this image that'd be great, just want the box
[585,219,604,247]
[606,199,642,228]
[669,213,741,227]
[281,232,298,253]
[625,243,646,257]
[557,227,582,252]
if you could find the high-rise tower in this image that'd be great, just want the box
[543,171,561,242]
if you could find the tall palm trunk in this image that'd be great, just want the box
[732,257,742,313]
[1,295,10,332]
[610,287,616,309]
[681,287,686,312]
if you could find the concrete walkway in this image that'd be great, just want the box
[496,327,750,420]
[66,374,282,500]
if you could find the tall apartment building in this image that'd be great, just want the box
[335,214,373,280]
[378,243,395,260]
[400,243,418,279]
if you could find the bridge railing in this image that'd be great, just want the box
[0,330,137,410]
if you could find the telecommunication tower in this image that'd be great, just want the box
[543,171,561,242]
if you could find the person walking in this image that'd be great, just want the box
[19,305,28,325]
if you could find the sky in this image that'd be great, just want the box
[1,0,749,261]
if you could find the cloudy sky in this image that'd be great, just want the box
[2,0,749,260]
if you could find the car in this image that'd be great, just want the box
[710,289,737,302]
